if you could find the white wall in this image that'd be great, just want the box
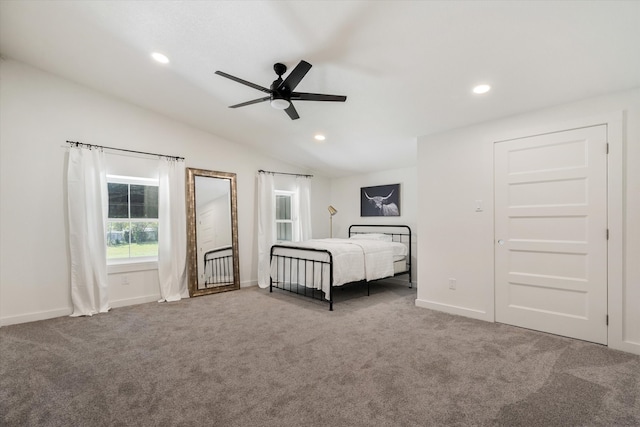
[416,88,640,355]
[330,166,418,284]
[0,58,331,325]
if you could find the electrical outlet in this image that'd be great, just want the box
[121,275,129,286]
[448,278,456,290]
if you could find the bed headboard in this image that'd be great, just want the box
[348,224,412,243]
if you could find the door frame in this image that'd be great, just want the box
[492,111,623,349]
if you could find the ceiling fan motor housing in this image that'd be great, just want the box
[270,67,290,109]
[270,63,291,109]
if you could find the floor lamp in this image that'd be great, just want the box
[328,205,338,238]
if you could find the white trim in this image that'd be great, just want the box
[415,298,490,322]
[0,292,165,326]
[107,260,158,274]
[109,294,162,308]
[0,307,73,327]
[240,279,258,288]
[106,174,159,186]
[605,112,638,355]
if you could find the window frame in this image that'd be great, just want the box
[106,174,159,266]
[275,190,295,242]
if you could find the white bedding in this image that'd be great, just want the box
[270,238,408,298]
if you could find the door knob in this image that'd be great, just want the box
[497,239,505,245]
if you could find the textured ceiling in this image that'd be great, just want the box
[1,1,639,177]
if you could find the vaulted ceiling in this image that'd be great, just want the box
[1,1,639,177]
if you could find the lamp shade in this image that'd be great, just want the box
[328,205,338,216]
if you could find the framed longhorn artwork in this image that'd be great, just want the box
[360,183,401,217]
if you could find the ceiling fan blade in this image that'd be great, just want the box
[229,96,271,108]
[279,60,312,92]
[284,103,300,120]
[291,92,347,102]
[215,71,271,94]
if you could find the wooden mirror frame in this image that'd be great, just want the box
[186,168,240,297]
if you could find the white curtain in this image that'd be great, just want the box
[67,147,110,316]
[294,176,312,242]
[257,172,275,288]
[157,158,188,301]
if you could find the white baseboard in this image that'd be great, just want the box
[109,294,161,308]
[415,298,490,322]
[241,279,258,288]
[416,299,640,356]
[1,307,72,327]
[0,294,163,327]
[609,339,640,356]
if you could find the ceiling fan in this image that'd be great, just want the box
[215,60,347,120]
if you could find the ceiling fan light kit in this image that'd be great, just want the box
[215,60,347,120]
[270,98,290,110]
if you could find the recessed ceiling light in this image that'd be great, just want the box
[473,84,491,94]
[314,134,326,141]
[151,52,170,64]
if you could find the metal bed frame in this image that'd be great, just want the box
[203,246,234,287]
[269,225,412,310]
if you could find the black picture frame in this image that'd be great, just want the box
[360,183,401,217]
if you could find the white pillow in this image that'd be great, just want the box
[349,233,393,242]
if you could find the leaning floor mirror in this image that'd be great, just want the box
[186,168,240,297]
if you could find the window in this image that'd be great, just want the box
[107,175,159,262]
[275,191,293,241]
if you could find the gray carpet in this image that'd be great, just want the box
[1,281,639,426]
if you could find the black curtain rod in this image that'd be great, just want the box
[258,169,313,178]
[66,140,184,161]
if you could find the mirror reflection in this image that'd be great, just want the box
[186,168,239,297]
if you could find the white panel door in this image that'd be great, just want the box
[197,209,216,286]
[494,125,608,344]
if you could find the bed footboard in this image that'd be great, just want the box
[349,224,412,288]
[204,246,234,287]
[270,245,335,311]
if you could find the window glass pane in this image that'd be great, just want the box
[106,221,130,259]
[129,221,159,257]
[277,223,292,241]
[130,185,158,219]
[276,194,291,220]
[108,183,129,218]
[106,221,158,260]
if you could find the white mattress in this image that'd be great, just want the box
[393,259,407,274]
